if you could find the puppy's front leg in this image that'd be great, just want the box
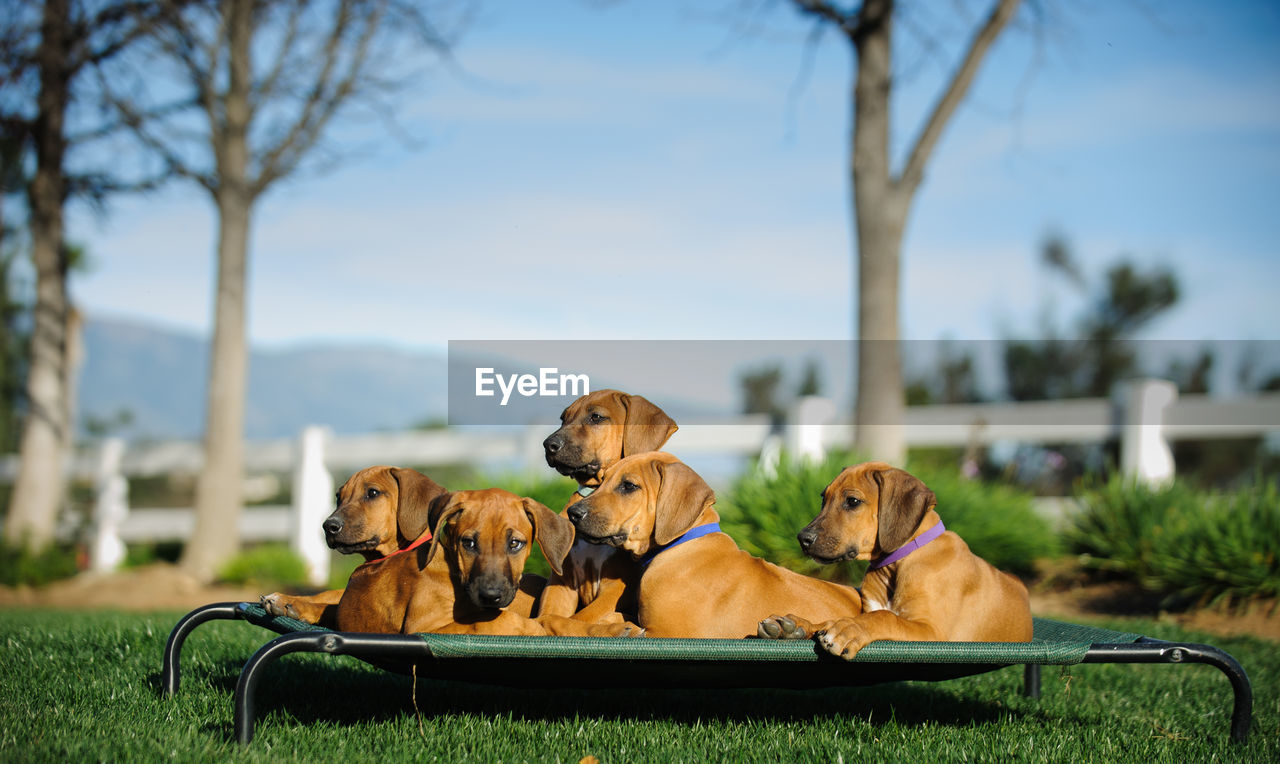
[261,589,344,627]
[538,614,644,638]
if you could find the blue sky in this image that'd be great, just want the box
[68,0,1280,353]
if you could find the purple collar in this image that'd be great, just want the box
[868,521,946,570]
[639,522,721,569]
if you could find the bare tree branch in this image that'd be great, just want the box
[253,0,384,192]
[896,0,1021,196]
[253,0,307,108]
[792,0,864,41]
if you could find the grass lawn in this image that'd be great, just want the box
[0,608,1276,762]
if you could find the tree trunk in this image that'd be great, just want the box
[179,0,254,582]
[850,0,908,465]
[181,191,251,582]
[845,0,1019,465]
[6,0,71,550]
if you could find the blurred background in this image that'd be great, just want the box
[1,0,1276,611]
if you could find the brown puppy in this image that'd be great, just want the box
[539,390,678,622]
[565,452,863,638]
[261,465,448,627]
[404,488,641,637]
[757,462,1033,659]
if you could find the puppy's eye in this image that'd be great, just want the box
[508,538,526,553]
[460,536,478,552]
[617,480,639,494]
[844,496,862,509]
[365,487,380,500]
[588,412,606,424]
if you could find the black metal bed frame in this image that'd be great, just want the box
[161,602,1253,745]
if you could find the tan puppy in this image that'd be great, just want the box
[757,462,1033,659]
[405,488,641,637]
[261,465,449,627]
[565,452,864,638]
[540,390,678,622]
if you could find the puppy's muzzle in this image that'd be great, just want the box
[798,520,856,564]
[467,576,516,609]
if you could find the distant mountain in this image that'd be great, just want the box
[79,318,448,440]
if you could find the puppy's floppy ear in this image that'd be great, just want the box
[872,467,936,553]
[619,393,678,456]
[522,497,574,577]
[653,458,715,545]
[391,467,447,546]
[423,492,462,566]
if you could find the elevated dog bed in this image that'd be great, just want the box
[162,601,1253,744]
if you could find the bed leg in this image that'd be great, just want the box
[1086,641,1253,743]
[234,631,332,744]
[1185,644,1253,744]
[161,602,244,697]
[1022,664,1041,699]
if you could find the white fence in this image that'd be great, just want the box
[2,380,1278,583]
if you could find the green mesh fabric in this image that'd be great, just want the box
[234,604,1143,667]
[1032,617,1141,645]
[238,603,330,634]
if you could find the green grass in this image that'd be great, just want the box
[0,608,1275,761]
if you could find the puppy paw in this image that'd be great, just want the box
[815,620,872,661]
[591,620,645,638]
[757,614,810,640]
[260,593,286,616]
[260,593,300,620]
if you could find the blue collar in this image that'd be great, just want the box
[639,522,721,569]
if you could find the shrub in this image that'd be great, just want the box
[0,540,80,586]
[720,451,864,583]
[217,543,309,590]
[719,451,1055,583]
[1067,475,1280,607]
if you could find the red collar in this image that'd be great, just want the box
[357,531,432,569]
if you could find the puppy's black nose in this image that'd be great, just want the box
[797,528,817,551]
[322,516,343,536]
[543,434,564,454]
[477,585,505,607]
[566,502,587,524]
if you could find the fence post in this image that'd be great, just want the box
[786,396,836,464]
[292,427,333,587]
[523,424,547,474]
[89,437,128,572]
[1120,378,1177,486]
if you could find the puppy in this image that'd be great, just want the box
[539,389,677,622]
[406,488,641,637]
[565,452,864,638]
[261,465,448,627]
[758,462,1033,659]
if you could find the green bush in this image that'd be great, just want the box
[720,451,863,582]
[217,543,309,590]
[122,541,182,568]
[0,540,80,586]
[719,451,1055,583]
[1067,475,1280,606]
